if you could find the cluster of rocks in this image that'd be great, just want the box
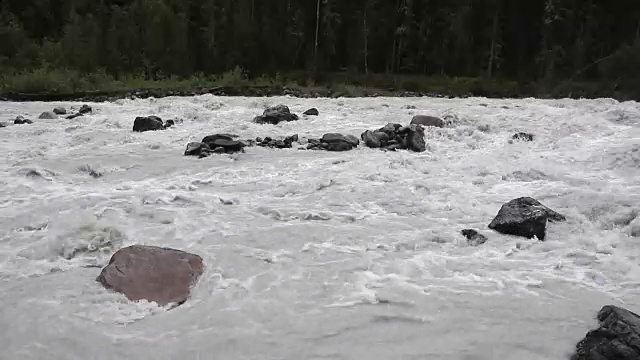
[39,104,93,120]
[255,134,299,149]
[132,115,176,132]
[361,122,427,152]
[185,134,245,157]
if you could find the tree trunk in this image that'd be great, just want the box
[487,7,499,78]
[314,0,320,71]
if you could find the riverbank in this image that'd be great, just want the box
[0,68,635,102]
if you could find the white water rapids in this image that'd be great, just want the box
[0,95,639,360]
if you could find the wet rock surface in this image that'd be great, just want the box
[410,115,445,128]
[96,245,205,307]
[253,104,299,125]
[361,123,427,152]
[488,197,566,240]
[572,305,640,360]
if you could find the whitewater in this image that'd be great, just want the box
[0,95,639,360]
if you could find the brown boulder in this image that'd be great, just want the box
[410,115,445,128]
[96,245,204,306]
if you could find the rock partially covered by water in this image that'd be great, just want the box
[97,245,204,307]
[303,108,319,116]
[256,134,299,149]
[253,104,299,125]
[38,111,57,119]
[306,133,359,151]
[410,115,445,128]
[488,197,566,241]
[461,229,487,246]
[512,132,534,142]
[53,106,67,115]
[572,305,640,360]
[361,123,427,152]
[14,116,33,125]
[133,116,165,132]
[184,133,245,156]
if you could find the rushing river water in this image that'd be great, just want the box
[1,95,639,360]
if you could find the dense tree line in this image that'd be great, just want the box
[1,0,639,87]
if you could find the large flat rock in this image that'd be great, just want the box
[96,245,204,306]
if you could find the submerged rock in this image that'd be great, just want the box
[512,132,534,142]
[253,104,299,125]
[410,115,445,128]
[303,108,319,116]
[14,116,33,125]
[133,116,165,132]
[38,111,57,119]
[184,133,246,156]
[78,104,92,114]
[572,305,640,360]
[488,197,566,241]
[96,245,204,307]
[461,229,488,246]
[164,119,175,128]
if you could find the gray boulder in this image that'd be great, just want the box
[410,115,445,128]
[133,116,165,132]
[254,104,299,125]
[53,107,67,115]
[38,111,57,119]
[96,245,204,307]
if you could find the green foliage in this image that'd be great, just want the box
[0,0,639,99]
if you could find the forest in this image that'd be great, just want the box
[1,0,640,99]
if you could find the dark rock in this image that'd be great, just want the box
[255,134,299,149]
[253,104,299,125]
[96,245,204,307]
[361,123,426,152]
[38,111,57,119]
[461,229,488,246]
[513,132,534,142]
[318,133,359,152]
[402,124,427,152]
[303,108,319,116]
[410,115,445,128]
[213,146,226,154]
[66,113,84,120]
[53,107,67,115]
[572,305,640,360]
[184,142,211,157]
[133,116,165,132]
[78,104,92,114]
[201,134,245,154]
[0,122,6,128]
[488,197,566,241]
[164,119,175,128]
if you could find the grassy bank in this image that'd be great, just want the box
[0,67,637,102]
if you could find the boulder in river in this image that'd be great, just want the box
[361,123,427,152]
[572,305,640,360]
[53,107,67,115]
[303,108,319,116]
[133,116,165,132]
[96,245,204,307]
[488,197,566,241]
[253,104,299,125]
[512,132,534,142]
[78,104,92,114]
[197,133,245,155]
[461,229,488,246]
[306,133,359,151]
[410,115,445,128]
[38,111,57,119]
[14,116,33,125]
